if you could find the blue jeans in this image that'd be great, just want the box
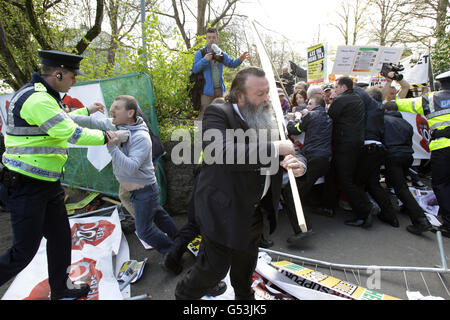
[130,183,178,254]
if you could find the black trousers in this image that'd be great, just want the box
[431,146,450,227]
[0,175,71,292]
[283,156,330,234]
[385,155,425,223]
[333,143,372,218]
[355,144,397,219]
[175,208,263,300]
[167,188,200,262]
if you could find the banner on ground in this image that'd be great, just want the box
[307,43,327,84]
[332,46,403,76]
[272,260,400,300]
[1,210,129,300]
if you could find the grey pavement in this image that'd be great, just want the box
[0,189,449,300]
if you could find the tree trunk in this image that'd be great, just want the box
[196,0,208,36]
[75,0,105,54]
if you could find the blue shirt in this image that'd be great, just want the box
[192,46,243,96]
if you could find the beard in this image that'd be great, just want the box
[239,96,279,142]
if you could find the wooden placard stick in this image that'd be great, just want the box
[249,19,307,232]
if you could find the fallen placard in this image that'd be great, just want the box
[272,260,400,300]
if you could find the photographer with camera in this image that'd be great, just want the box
[380,63,410,101]
[192,28,249,119]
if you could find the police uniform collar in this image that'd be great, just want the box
[30,72,62,102]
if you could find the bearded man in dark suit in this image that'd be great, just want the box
[175,67,307,300]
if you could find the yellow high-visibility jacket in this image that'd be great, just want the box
[396,90,450,151]
[3,73,106,181]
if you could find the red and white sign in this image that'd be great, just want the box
[1,210,128,300]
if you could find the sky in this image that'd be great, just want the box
[240,0,344,53]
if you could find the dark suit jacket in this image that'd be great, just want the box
[194,102,306,250]
[328,89,366,149]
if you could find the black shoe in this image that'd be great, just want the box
[50,283,90,300]
[344,218,366,227]
[321,208,335,217]
[259,238,274,248]
[205,281,227,297]
[310,207,334,217]
[287,230,314,246]
[406,218,433,235]
[161,253,182,275]
[412,180,427,190]
[345,211,374,228]
[377,213,400,228]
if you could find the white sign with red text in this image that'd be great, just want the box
[2,210,128,300]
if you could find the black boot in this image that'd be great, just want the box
[50,283,90,300]
[205,281,227,297]
[161,252,183,275]
[377,212,400,228]
[406,217,433,235]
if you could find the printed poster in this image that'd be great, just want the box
[307,43,326,84]
[332,46,403,76]
[2,210,129,300]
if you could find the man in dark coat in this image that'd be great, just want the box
[327,77,379,227]
[383,101,432,235]
[284,95,333,243]
[175,67,307,300]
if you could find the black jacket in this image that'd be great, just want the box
[327,89,366,148]
[195,102,306,250]
[286,106,332,159]
[353,86,384,142]
[383,111,414,157]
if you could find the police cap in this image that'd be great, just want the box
[436,70,450,83]
[38,50,83,75]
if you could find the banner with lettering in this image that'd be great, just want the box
[307,43,327,84]
[332,46,403,76]
[1,210,129,300]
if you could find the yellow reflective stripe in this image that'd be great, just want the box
[198,151,204,164]
[39,112,69,132]
[2,156,61,180]
[430,121,450,131]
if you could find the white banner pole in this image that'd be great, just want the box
[249,19,307,232]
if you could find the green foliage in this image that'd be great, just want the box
[431,16,450,76]
[79,12,205,129]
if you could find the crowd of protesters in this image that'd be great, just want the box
[0,27,449,300]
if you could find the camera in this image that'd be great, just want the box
[210,44,224,63]
[381,63,404,81]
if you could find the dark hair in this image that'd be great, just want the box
[311,96,326,108]
[225,67,266,104]
[115,95,138,121]
[41,65,70,76]
[291,90,307,106]
[337,76,353,90]
[384,101,398,112]
[206,28,218,35]
[368,88,383,102]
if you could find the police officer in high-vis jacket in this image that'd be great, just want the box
[0,50,112,299]
[395,70,450,237]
